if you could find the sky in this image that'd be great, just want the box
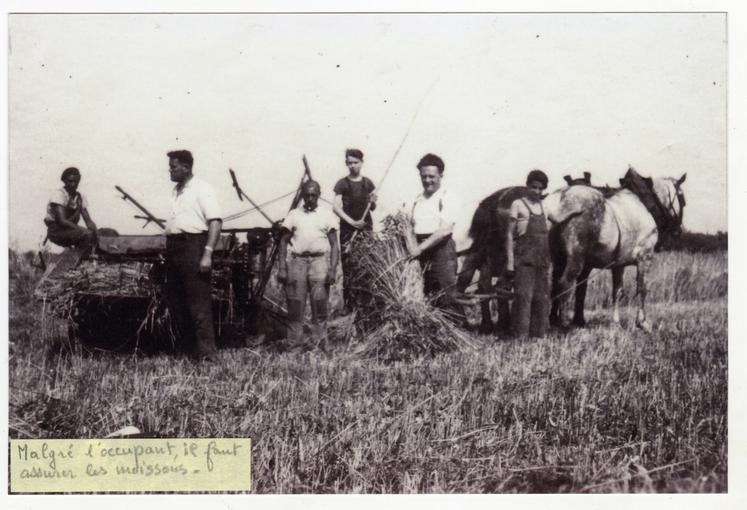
[7,13,727,252]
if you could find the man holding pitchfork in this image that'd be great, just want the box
[332,148,377,313]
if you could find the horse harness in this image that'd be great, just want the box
[619,168,684,237]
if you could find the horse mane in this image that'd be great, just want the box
[619,166,671,228]
[467,186,528,242]
[564,172,619,198]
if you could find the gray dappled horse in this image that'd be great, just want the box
[545,170,687,331]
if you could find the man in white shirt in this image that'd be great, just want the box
[164,150,222,360]
[278,180,340,348]
[406,153,461,314]
[45,166,97,250]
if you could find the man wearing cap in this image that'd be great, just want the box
[406,153,462,315]
[506,169,551,339]
[45,166,98,251]
[278,180,340,348]
[164,150,222,360]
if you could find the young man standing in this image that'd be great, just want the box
[506,169,551,339]
[164,150,223,360]
[333,148,376,312]
[278,180,340,348]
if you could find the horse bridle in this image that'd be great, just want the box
[661,181,686,235]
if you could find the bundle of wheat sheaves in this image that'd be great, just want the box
[346,213,474,361]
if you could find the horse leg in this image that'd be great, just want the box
[549,254,565,325]
[497,297,511,332]
[635,258,653,332]
[554,254,585,329]
[572,266,592,326]
[456,249,480,293]
[611,266,624,326]
[456,249,482,330]
[477,258,494,333]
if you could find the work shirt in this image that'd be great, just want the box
[509,198,545,238]
[334,176,376,229]
[411,186,461,235]
[46,187,88,224]
[165,176,222,234]
[284,205,339,255]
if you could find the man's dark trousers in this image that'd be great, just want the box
[46,221,96,250]
[165,233,217,357]
[416,234,462,321]
[511,208,551,338]
[512,264,550,338]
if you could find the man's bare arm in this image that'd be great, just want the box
[411,223,454,258]
[277,230,291,283]
[199,219,222,272]
[506,217,516,273]
[81,208,97,232]
[52,204,81,230]
[327,230,340,284]
[333,194,365,229]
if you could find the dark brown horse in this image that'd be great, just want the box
[457,186,530,332]
[546,169,687,330]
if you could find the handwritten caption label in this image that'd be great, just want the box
[10,438,251,493]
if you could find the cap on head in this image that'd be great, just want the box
[526,169,549,188]
[301,179,321,195]
[417,153,445,174]
[60,167,81,181]
[167,150,194,169]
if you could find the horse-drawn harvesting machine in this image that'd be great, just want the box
[36,159,317,353]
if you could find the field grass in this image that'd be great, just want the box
[8,250,727,493]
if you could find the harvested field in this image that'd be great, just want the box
[8,249,728,493]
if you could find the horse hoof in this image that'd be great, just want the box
[553,320,572,333]
[636,320,652,333]
[478,323,494,335]
[572,318,586,328]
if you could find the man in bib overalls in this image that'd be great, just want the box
[506,170,551,338]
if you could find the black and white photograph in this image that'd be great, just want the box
[3,2,739,505]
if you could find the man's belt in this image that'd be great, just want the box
[167,232,207,239]
[291,251,326,258]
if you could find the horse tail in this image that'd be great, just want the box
[456,246,473,257]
